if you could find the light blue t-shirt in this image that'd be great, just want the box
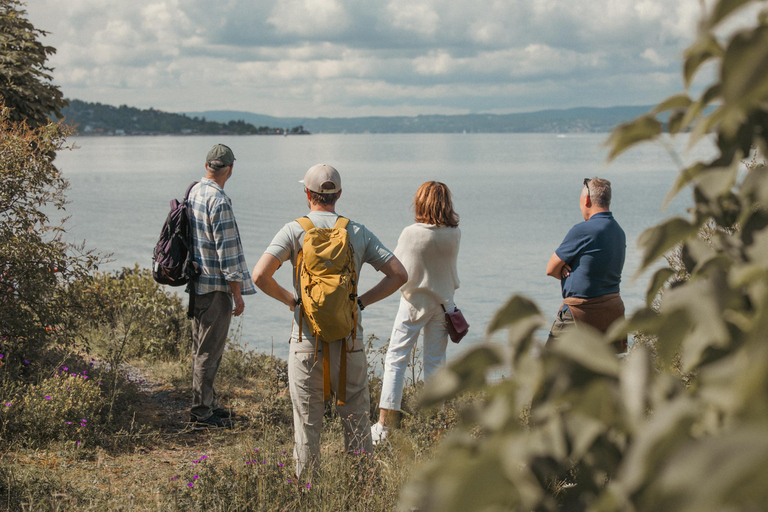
[264,211,393,342]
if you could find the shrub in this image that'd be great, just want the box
[67,265,191,364]
[2,368,105,444]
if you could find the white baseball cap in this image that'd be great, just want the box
[300,164,341,194]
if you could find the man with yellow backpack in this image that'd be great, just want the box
[252,164,407,478]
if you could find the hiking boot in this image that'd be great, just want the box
[190,414,233,430]
[212,408,236,419]
[371,421,388,446]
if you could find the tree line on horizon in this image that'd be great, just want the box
[58,99,310,136]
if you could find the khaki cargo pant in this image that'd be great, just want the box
[288,335,373,478]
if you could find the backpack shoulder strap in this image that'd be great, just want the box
[295,216,315,232]
[333,216,349,230]
[184,181,199,202]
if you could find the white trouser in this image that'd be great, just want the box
[378,296,451,411]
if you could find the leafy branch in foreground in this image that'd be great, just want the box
[401,1,768,511]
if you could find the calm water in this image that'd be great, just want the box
[54,133,714,360]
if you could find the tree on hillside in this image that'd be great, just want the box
[0,0,67,127]
[401,1,768,511]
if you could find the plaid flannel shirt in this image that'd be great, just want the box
[188,178,256,296]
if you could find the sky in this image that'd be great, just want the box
[26,0,723,118]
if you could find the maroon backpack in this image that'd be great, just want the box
[152,182,199,289]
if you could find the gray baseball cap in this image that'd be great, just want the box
[206,144,236,168]
[300,164,341,193]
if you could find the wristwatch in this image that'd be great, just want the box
[357,297,365,311]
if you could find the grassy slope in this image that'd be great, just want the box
[0,343,466,511]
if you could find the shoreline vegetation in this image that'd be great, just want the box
[59,98,659,136]
[59,99,311,137]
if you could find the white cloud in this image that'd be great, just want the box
[384,0,440,37]
[641,48,669,67]
[268,0,351,36]
[23,0,744,117]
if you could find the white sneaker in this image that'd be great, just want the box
[371,421,388,446]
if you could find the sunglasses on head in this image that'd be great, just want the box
[583,178,591,196]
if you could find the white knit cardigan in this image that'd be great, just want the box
[393,223,461,313]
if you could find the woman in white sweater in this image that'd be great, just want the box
[372,181,460,444]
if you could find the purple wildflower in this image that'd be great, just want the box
[24,360,29,364]
[306,482,311,489]
[5,402,11,407]
[278,463,284,467]
[187,482,194,488]
[62,366,68,371]
[66,421,72,425]
[0,354,3,358]
[45,396,51,400]
[193,475,199,480]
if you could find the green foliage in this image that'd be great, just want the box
[0,0,67,127]
[67,265,191,364]
[61,99,308,136]
[0,103,102,370]
[402,1,768,511]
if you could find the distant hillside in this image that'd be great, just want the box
[185,105,656,134]
[60,100,309,136]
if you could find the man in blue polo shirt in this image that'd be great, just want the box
[545,177,627,351]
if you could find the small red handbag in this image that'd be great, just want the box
[442,304,469,343]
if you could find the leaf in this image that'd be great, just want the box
[564,413,606,461]
[420,345,503,406]
[487,294,542,335]
[646,267,676,305]
[637,218,700,272]
[549,327,620,377]
[651,94,693,115]
[664,162,706,209]
[620,346,651,430]
[680,84,721,133]
[661,278,731,372]
[606,116,663,162]
[719,26,768,136]
[683,34,724,87]
[646,429,768,511]
[667,110,686,135]
[707,0,755,30]
[613,396,697,495]
[486,294,545,361]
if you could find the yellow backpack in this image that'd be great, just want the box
[295,216,358,405]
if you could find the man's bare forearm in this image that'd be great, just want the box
[358,257,408,308]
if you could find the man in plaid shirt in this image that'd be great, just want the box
[187,144,256,428]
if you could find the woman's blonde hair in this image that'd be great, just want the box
[414,181,459,227]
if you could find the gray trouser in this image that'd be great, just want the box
[191,291,232,420]
[546,305,574,345]
[288,336,373,478]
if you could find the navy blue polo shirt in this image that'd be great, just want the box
[555,211,626,299]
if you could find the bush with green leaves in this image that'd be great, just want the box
[67,265,192,365]
[401,2,768,511]
[0,103,102,373]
